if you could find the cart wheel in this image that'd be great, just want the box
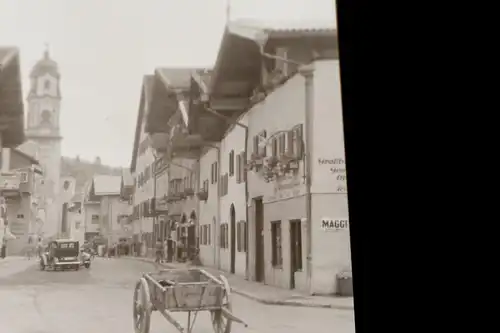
[133,277,152,333]
[211,275,233,333]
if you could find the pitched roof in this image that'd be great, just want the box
[92,175,121,195]
[228,19,336,34]
[12,148,39,165]
[130,75,155,172]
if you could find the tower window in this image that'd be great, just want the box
[41,110,52,125]
[63,180,70,190]
[44,80,51,90]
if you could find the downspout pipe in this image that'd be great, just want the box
[299,64,315,295]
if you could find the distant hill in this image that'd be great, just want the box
[61,156,123,193]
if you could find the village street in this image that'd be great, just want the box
[0,257,355,333]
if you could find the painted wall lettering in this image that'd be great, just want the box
[317,157,347,193]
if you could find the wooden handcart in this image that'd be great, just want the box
[133,268,248,333]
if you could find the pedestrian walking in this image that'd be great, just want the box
[155,239,163,263]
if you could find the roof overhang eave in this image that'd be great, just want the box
[145,72,179,134]
[208,26,267,96]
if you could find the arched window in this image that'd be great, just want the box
[44,80,51,90]
[63,180,70,190]
[41,110,51,125]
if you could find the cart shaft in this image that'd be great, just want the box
[221,308,248,327]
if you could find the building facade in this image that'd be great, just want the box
[67,197,85,245]
[0,149,42,255]
[126,21,349,296]
[217,119,248,276]
[0,46,27,249]
[130,75,156,256]
[84,175,129,246]
[192,21,348,294]
[198,146,219,267]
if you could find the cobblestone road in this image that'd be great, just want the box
[0,257,355,333]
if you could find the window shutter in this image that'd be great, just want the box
[253,136,258,154]
[295,124,304,158]
[242,152,247,182]
[211,163,214,184]
[287,130,294,155]
[272,137,277,157]
[229,150,234,176]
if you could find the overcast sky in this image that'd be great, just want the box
[0,0,335,168]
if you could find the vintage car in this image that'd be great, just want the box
[40,239,83,271]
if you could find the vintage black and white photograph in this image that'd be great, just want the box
[0,0,355,332]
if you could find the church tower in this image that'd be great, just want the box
[24,47,63,239]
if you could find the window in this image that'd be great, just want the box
[203,179,209,192]
[229,150,235,176]
[236,155,241,183]
[237,221,247,252]
[20,172,28,183]
[44,80,51,90]
[17,214,24,219]
[41,110,52,125]
[271,221,283,267]
[91,215,99,224]
[220,223,229,249]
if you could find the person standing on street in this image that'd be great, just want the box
[162,239,168,263]
[155,238,163,263]
[36,237,43,257]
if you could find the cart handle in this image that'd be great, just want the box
[221,308,248,327]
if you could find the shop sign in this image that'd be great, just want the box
[321,218,349,231]
[155,197,169,213]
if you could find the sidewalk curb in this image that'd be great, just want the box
[123,257,354,310]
